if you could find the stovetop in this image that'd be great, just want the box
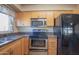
[29,29,48,39]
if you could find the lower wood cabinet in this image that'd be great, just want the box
[0,36,57,55]
[24,38,29,54]
[21,37,29,55]
[0,47,11,55]
[0,36,29,55]
[11,39,22,55]
[48,36,57,55]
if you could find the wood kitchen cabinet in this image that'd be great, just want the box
[16,13,31,26]
[0,41,12,55]
[31,11,54,26]
[31,11,39,18]
[16,10,74,27]
[0,47,11,55]
[16,11,54,27]
[48,36,57,55]
[31,11,47,18]
[0,36,29,55]
[21,37,29,55]
[46,11,54,26]
[73,10,79,14]
[53,10,74,18]
[11,39,22,55]
[24,38,29,55]
[11,37,29,55]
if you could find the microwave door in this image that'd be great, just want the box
[31,21,43,27]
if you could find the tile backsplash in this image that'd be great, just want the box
[17,26,54,35]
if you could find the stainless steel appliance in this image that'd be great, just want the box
[54,14,79,55]
[29,39,47,49]
[29,29,48,49]
[31,18,46,27]
[30,18,48,50]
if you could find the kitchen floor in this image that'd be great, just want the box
[29,49,47,55]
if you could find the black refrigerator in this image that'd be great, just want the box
[54,14,79,55]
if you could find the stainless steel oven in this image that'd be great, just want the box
[29,39,48,49]
[29,27,48,50]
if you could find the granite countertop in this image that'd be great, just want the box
[0,32,57,47]
[0,34,29,47]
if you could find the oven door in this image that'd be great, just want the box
[29,39,47,49]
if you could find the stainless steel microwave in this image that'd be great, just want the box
[31,18,47,27]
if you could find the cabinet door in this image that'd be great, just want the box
[53,10,74,18]
[0,48,11,55]
[24,38,29,55]
[31,12,39,18]
[48,37,57,55]
[0,37,29,55]
[46,11,54,26]
[11,39,22,55]
[21,37,29,55]
[23,12,32,26]
[21,38,25,55]
[73,10,79,14]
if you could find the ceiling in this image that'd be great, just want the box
[7,4,79,12]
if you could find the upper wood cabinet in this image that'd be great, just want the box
[16,12,31,26]
[46,11,54,26]
[53,10,74,18]
[16,11,54,26]
[31,12,39,18]
[16,10,74,27]
[31,11,54,26]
